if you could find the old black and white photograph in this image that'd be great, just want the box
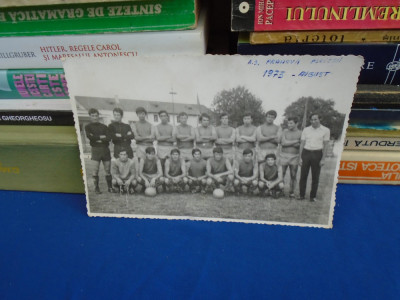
[63,55,362,227]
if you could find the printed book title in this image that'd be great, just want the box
[12,73,68,98]
[256,2,400,26]
[0,4,162,22]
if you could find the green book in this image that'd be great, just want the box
[0,69,68,99]
[0,125,84,193]
[0,0,198,36]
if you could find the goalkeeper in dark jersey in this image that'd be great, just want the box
[85,108,113,194]
[108,107,134,159]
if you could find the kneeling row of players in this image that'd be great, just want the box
[95,146,286,198]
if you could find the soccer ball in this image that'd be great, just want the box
[213,188,224,199]
[144,187,157,197]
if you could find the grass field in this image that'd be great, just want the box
[83,157,337,225]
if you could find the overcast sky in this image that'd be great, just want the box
[64,55,363,123]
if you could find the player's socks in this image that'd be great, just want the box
[93,176,101,194]
[105,175,115,193]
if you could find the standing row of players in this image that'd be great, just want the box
[85,106,330,201]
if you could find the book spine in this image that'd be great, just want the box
[237,42,400,85]
[344,136,400,151]
[0,22,205,68]
[0,110,74,126]
[0,69,68,99]
[232,0,400,32]
[339,160,400,184]
[0,0,197,36]
[349,108,400,122]
[0,144,84,193]
[250,30,400,44]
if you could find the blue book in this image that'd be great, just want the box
[237,34,400,85]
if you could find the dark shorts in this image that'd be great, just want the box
[91,147,111,162]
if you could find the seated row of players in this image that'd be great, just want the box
[110,146,284,198]
[85,107,300,197]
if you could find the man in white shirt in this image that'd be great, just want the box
[298,114,330,202]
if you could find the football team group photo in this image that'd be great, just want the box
[65,55,359,226]
[77,89,344,225]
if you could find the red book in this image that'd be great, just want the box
[232,0,400,31]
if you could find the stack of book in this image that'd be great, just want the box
[231,0,400,185]
[0,0,205,193]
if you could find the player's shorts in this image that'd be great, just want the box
[234,177,258,187]
[178,148,193,161]
[91,146,111,162]
[234,178,259,194]
[257,148,277,163]
[280,152,300,166]
[165,176,188,192]
[112,178,138,186]
[198,147,214,160]
[207,174,233,186]
[221,147,235,162]
[135,144,151,161]
[141,173,163,187]
[157,145,174,160]
[259,181,284,191]
[188,177,206,186]
[113,144,133,159]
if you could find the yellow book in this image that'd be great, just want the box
[250,30,400,44]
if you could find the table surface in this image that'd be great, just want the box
[0,184,399,300]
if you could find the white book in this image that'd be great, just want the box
[0,10,207,69]
[0,99,72,111]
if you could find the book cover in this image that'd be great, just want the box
[0,125,84,193]
[237,35,400,85]
[250,29,400,44]
[0,8,207,69]
[339,150,400,184]
[231,0,400,32]
[0,69,68,99]
[0,0,198,36]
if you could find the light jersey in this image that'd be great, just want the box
[143,158,158,175]
[197,126,214,148]
[215,126,234,149]
[281,128,301,154]
[209,157,227,175]
[176,124,194,149]
[237,125,256,149]
[259,124,279,149]
[188,159,207,178]
[135,121,153,146]
[157,123,174,146]
[238,159,254,177]
[111,158,136,180]
[168,159,183,177]
[262,164,278,181]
